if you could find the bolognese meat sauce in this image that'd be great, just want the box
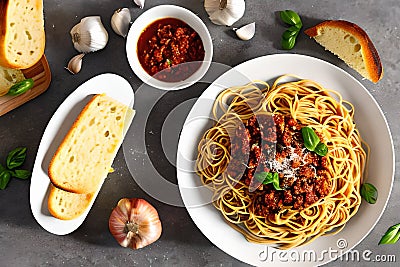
[137,18,205,82]
[227,114,331,216]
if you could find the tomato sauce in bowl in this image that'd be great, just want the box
[137,17,205,82]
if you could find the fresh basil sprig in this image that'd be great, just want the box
[301,127,320,151]
[301,127,328,156]
[255,172,283,190]
[0,147,31,189]
[7,147,27,169]
[0,165,12,190]
[13,169,31,179]
[379,223,400,245]
[314,142,328,156]
[279,10,303,50]
[280,10,302,26]
[360,183,378,204]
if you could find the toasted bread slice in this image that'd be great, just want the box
[0,0,45,69]
[48,184,94,220]
[304,20,383,83]
[48,94,135,194]
[0,65,25,96]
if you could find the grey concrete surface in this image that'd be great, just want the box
[0,0,399,266]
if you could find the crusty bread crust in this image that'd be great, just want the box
[48,95,100,193]
[48,184,93,220]
[0,0,45,69]
[305,20,383,83]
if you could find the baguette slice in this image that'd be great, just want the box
[0,64,25,96]
[304,20,383,83]
[0,0,45,69]
[48,94,135,194]
[48,184,94,220]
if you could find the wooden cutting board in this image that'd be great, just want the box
[0,55,51,116]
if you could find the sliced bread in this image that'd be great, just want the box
[0,64,25,96]
[48,94,135,194]
[48,184,94,220]
[0,0,45,69]
[304,20,383,83]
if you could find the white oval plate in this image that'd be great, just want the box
[176,54,394,266]
[30,73,134,235]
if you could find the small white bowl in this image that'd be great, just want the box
[126,5,213,90]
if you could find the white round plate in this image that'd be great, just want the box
[176,54,394,266]
[30,73,134,235]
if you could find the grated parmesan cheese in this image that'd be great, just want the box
[266,146,316,180]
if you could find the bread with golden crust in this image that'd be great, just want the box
[0,0,45,69]
[48,94,135,194]
[48,184,94,220]
[0,64,25,96]
[304,20,383,83]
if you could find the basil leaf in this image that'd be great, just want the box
[301,127,320,151]
[282,27,299,40]
[361,183,378,204]
[281,35,297,50]
[272,180,283,190]
[12,169,31,179]
[255,172,282,190]
[272,173,283,190]
[279,10,302,50]
[280,10,302,26]
[294,22,303,29]
[314,143,328,156]
[379,223,400,245]
[6,147,27,170]
[0,170,12,189]
[263,172,274,184]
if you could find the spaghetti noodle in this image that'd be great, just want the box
[196,75,367,249]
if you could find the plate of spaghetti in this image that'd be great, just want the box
[176,54,394,266]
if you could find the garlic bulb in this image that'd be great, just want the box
[109,198,162,250]
[204,0,245,26]
[133,0,145,9]
[234,22,256,40]
[70,16,109,53]
[111,8,131,37]
[65,53,85,74]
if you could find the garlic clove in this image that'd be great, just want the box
[111,8,132,38]
[70,16,109,53]
[204,0,245,26]
[133,0,145,9]
[65,53,85,74]
[234,22,256,40]
[109,198,162,250]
